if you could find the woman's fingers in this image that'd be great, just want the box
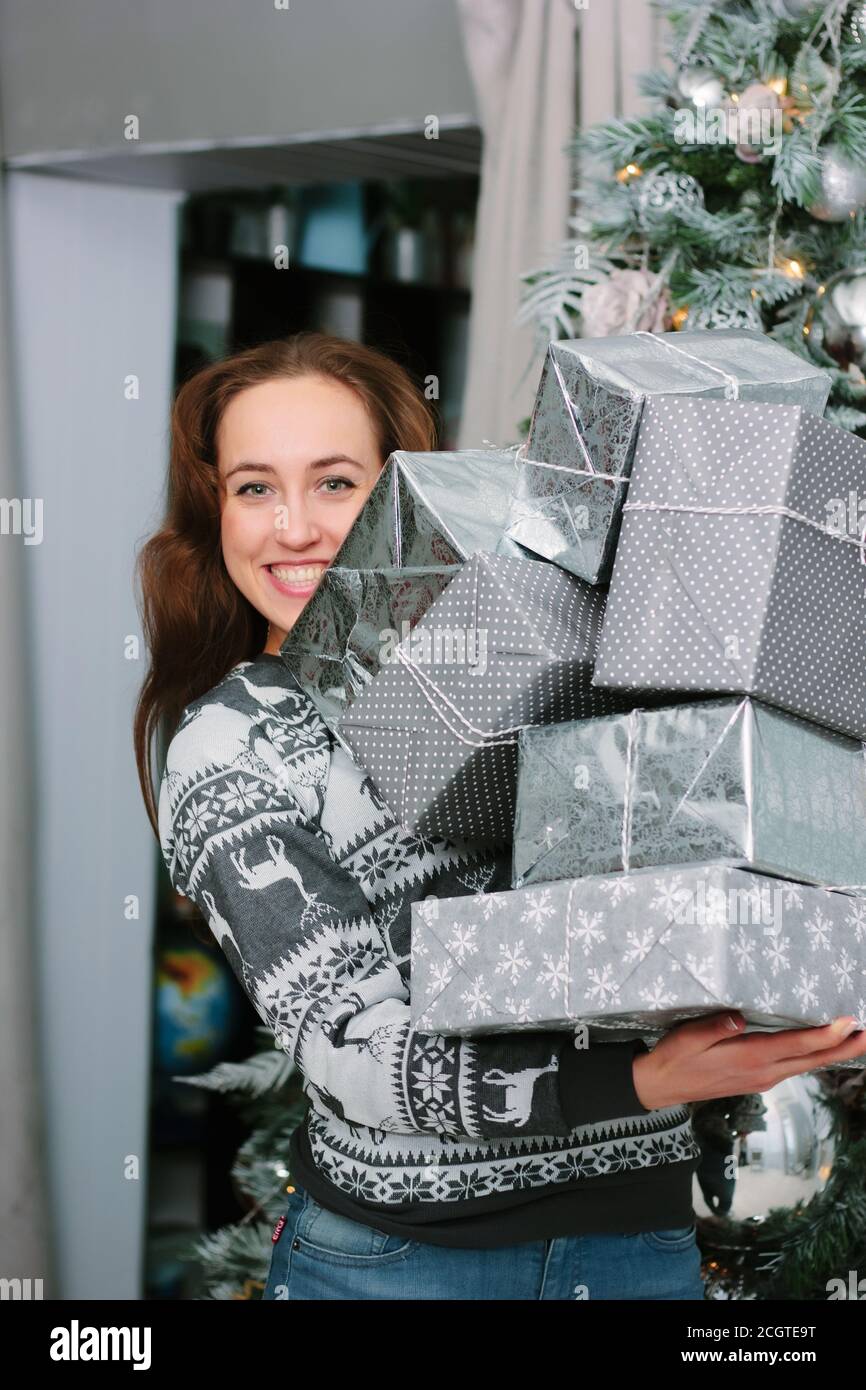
[764,1026,866,1085]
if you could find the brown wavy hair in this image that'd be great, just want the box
[134,330,439,838]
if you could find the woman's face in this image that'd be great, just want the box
[217,373,385,652]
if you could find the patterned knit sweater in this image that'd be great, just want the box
[157,653,700,1240]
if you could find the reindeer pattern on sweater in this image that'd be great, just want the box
[158,655,698,1206]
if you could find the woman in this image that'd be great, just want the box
[134,331,866,1301]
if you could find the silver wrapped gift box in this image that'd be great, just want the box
[336,552,642,846]
[410,861,866,1068]
[279,565,458,729]
[513,697,866,891]
[329,445,524,568]
[506,329,831,585]
[592,395,866,740]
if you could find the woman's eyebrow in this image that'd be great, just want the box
[224,455,367,480]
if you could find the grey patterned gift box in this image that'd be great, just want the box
[409,862,866,1057]
[592,395,866,740]
[279,564,458,729]
[329,446,525,568]
[505,329,831,586]
[336,552,642,846]
[513,697,866,891]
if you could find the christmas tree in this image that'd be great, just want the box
[519,0,866,438]
[519,0,866,1299]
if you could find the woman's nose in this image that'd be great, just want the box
[272,499,323,549]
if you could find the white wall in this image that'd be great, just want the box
[6,172,181,1298]
[0,155,48,1298]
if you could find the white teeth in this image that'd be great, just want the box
[269,564,325,584]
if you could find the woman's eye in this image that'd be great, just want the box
[319,477,355,494]
[236,482,272,497]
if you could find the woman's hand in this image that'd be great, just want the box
[632,1012,866,1110]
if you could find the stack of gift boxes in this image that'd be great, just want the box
[279,327,866,1072]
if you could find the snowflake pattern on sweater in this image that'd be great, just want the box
[158,655,698,1206]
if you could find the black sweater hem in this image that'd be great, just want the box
[288,1119,699,1250]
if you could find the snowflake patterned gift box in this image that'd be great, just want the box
[505,328,831,587]
[409,862,866,1053]
[592,395,866,741]
[327,445,527,568]
[279,564,458,730]
[512,697,866,891]
[336,551,643,847]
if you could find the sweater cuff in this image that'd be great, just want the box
[559,1037,652,1128]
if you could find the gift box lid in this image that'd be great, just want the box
[541,329,832,403]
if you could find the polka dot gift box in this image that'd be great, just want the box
[592,395,866,741]
[512,696,866,892]
[336,552,644,847]
[505,328,831,586]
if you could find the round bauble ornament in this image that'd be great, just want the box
[677,66,725,108]
[808,267,866,371]
[808,144,866,222]
[693,1074,834,1225]
[635,169,704,228]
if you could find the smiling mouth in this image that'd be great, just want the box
[267,563,327,583]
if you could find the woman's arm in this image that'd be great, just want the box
[158,705,652,1141]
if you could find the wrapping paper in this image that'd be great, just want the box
[410,862,866,1062]
[506,328,832,584]
[279,565,458,729]
[330,446,524,568]
[513,697,866,891]
[592,395,866,740]
[336,552,642,845]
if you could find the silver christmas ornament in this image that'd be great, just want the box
[677,66,725,108]
[809,266,866,371]
[808,144,866,222]
[693,1075,835,1225]
[636,169,704,228]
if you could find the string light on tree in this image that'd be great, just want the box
[615,162,642,184]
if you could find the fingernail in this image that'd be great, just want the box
[725,1015,742,1031]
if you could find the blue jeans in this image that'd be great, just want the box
[261,1185,705,1301]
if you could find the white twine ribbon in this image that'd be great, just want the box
[623,499,866,564]
[633,330,741,400]
[395,643,522,748]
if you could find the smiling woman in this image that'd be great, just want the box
[132,329,709,1303]
[133,330,437,834]
[216,373,386,645]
